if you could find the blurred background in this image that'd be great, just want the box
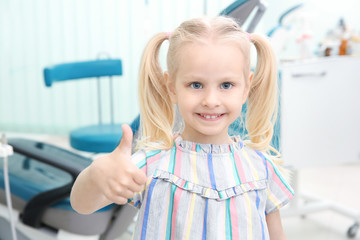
[1,1,360,240]
[1,0,360,135]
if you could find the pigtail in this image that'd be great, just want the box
[137,33,174,150]
[245,33,280,160]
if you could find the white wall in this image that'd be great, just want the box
[0,0,232,134]
[0,0,359,135]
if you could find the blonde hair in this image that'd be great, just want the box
[137,16,280,161]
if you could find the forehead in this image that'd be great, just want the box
[176,41,247,80]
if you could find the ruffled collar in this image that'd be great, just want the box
[174,135,244,154]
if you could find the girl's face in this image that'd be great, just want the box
[166,41,252,145]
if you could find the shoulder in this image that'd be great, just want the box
[131,147,174,175]
[238,144,268,169]
[236,144,285,181]
[250,148,294,196]
[240,144,276,167]
[131,148,164,164]
[250,149,284,180]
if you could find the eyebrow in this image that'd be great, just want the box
[182,74,243,82]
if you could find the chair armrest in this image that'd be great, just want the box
[9,139,90,178]
[8,138,91,228]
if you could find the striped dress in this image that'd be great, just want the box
[128,136,294,239]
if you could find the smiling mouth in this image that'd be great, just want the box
[198,113,224,120]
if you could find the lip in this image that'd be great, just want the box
[197,113,225,121]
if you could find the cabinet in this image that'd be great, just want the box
[280,57,360,237]
[280,56,360,168]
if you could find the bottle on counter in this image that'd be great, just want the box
[339,38,348,55]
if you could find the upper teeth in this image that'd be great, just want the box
[202,114,220,119]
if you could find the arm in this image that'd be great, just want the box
[266,210,287,240]
[70,124,147,214]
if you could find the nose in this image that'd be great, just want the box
[201,88,220,108]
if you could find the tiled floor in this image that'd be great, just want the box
[1,133,360,239]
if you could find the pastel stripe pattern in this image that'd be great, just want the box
[165,184,177,239]
[229,149,242,185]
[140,178,158,240]
[243,148,260,181]
[225,199,232,239]
[230,197,239,240]
[267,159,294,197]
[170,187,183,240]
[207,153,217,190]
[191,150,198,184]
[255,190,266,240]
[233,150,247,183]
[183,194,196,239]
[130,136,294,239]
[201,198,209,239]
[168,146,177,174]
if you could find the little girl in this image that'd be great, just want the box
[71,16,294,239]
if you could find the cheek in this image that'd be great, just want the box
[238,88,249,104]
[225,91,246,115]
[177,96,194,110]
[229,88,247,103]
[176,93,197,114]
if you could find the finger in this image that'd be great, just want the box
[116,124,133,155]
[132,169,148,185]
[127,179,145,193]
[108,181,136,199]
[112,196,128,205]
[115,188,136,199]
[121,163,147,191]
[121,166,147,190]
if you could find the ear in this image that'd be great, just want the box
[164,71,177,104]
[249,71,254,84]
[242,72,253,104]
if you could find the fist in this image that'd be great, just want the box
[90,124,147,205]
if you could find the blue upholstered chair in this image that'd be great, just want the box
[44,59,139,153]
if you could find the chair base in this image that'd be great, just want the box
[0,191,115,236]
[0,216,31,240]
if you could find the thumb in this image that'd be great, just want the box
[116,124,133,155]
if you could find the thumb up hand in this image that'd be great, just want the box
[89,124,147,205]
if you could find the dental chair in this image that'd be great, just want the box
[0,131,139,240]
[0,58,141,239]
[267,3,304,37]
[0,1,269,239]
[220,0,267,33]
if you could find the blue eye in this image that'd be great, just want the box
[220,82,233,89]
[190,82,203,89]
